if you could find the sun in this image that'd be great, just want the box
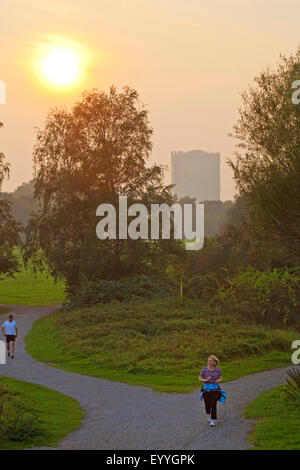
[43,48,79,86]
[32,36,95,91]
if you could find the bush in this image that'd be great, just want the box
[216,266,300,327]
[184,272,221,300]
[285,367,300,402]
[67,275,173,307]
[0,401,41,442]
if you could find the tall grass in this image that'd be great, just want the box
[26,298,299,392]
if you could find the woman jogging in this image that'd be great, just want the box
[199,355,225,427]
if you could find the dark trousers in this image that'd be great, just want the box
[203,390,219,419]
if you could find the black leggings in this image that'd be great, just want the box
[203,390,219,419]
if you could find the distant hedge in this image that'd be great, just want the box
[67,275,173,307]
[216,266,300,327]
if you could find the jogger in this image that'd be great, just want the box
[199,355,224,426]
[2,315,18,359]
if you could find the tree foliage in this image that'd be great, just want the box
[229,48,300,258]
[0,122,9,187]
[0,122,22,277]
[26,87,183,296]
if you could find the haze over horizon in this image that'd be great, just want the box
[1,0,299,200]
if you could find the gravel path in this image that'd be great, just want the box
[0,304,295,450]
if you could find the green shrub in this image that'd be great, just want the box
[285,367,300,402]
[0,401,41,442]
[184,272,221,300]
[67,275,173,306]
[216,266,300,327]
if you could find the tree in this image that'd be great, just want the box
[229,48,300,259]
[0,122,22,278]
[0,123,9,187]
[26,87,183,296]
[0,180,37,227]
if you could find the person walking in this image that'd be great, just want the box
[199,355,224,427]
[2,314,18,359]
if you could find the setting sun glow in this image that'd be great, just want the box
[32,36,94,92]
[43,48,79,85]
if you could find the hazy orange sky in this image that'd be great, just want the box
[1,0,299,200]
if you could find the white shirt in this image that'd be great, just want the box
[2,320,17,335]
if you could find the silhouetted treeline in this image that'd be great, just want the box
[1,180,232,237]
[0,180,37,226]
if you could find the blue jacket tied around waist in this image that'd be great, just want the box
[200,383,227,403]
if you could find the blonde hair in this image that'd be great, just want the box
[208,355,219,365]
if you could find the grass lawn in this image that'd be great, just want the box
[26,298,299,393]
[0,376,83,450]
[245,385,300,449]
[0,254,65,306]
